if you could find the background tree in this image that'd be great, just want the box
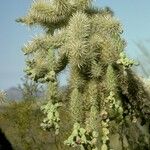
[18,75,43,101]
[18,0,150,149]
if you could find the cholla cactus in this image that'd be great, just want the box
[106,92,123,120]
[64,122,98,150]
[40,102,62,135]
[117,52,138,70]
[0,90,6,104]
[18,0,150,149]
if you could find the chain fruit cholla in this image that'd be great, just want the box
[18,0,150,149]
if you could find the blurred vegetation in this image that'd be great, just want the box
[0,100,48,150]
[0,83,149,150]
[18,76,44,101]
[135,41,150,77]
[0,101,66,150]
[0,86,73,150]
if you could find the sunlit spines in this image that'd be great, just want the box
[54,50,68,74]
[86,105,99,132]
[52,27,67,49]
[91,60,103,79]
[22,29,67,55]
[85,80,100,135]
[41,44,60,133]
[69,66,87,91]
[91,13,123,36]
[106,64,118,93]
[18,0,72,28]
[90,13,124,64]
[87,80,98,106]
[70,0,93,10]
[24,53,49,82]
[67,11,91,67]
[105,64,124,120]
[70,88,84,123]
[89,32,123,65]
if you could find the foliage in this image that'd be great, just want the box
[18,0,150,149]
[0,86,73,150]
[18,76,43,101]
[0,100,43,150]
[0,100,69,150]
[117,52,138,71]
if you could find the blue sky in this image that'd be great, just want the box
[0,0,150,89]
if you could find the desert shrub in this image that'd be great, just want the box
[0,84,72,150]
[0,100,62,150]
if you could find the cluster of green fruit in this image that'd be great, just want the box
[41,102,62,135]
[64,122,98,150]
